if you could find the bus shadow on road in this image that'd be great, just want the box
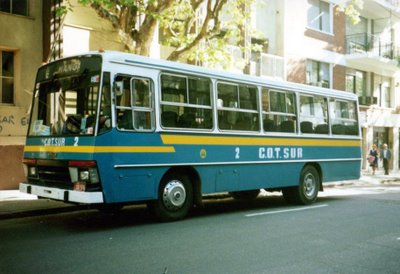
[191,193,348,219]
[58,193,350,232]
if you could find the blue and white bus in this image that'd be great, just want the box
[20,51,361,221]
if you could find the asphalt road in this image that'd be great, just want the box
[1,185,400,274]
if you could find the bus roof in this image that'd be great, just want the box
[74,50,358,101]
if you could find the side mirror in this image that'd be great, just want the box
[113,81,124,96]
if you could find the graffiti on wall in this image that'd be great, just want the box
[0,109,30,136]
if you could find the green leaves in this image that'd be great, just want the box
[62,0,263,71]
[338,0,364,25]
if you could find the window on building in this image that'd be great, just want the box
[381,84,391,108]
[346,70,366,96]
[307,0,331,33]
[0,0,29,16]
[0,50,14,104]
[306,60,330,88]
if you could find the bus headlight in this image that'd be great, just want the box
[23,158,38,178]
[28,166,37,177]
[69,161,100,185]
[88,168,99,184]
[79,170,90,181]
[77,169,99,183]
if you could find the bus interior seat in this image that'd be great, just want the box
[345,124,358,135]
[161,111,178,127]
[279,120,295,133]
[332,124,346,135]
[118,110,133,129]
[263,119,276,132]
[218,111,239,130]
[226,110,238,128]
[315,123,329,134]
[218,114,231,130]
[178,112,196,128]
[235,114,253,131]
[300,121,314,133]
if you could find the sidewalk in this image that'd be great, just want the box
[0,190,86,220]
[1,170,399,220]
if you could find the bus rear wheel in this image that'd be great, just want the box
[151,173,193,222]
[282,165,319,205]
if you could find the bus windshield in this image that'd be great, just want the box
[28,55,105,136]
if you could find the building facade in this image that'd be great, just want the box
[0,1,43,189]
[282,0,400,171]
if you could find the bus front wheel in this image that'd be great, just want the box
[151,173,193,222]
[282,165,319,205]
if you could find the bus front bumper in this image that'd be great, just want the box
[19,183,104,204]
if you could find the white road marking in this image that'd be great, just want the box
[245,204,329,217]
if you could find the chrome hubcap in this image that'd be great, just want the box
[303,173,316,198]
[162,180,186,210]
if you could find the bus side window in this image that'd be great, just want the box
[115,76,133,130]
[115,75,154,131]
[330,99,359,135]
[160,74,212,130]
[131,78,154,131]
[261,88,276,132]
[299,95,329,134]
[217,83,258,131]
[263,89,296,133]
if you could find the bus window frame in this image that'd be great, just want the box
[329,98,359,136]
[114,74,155,132]
[96,71,113,136]
[262,88,297,134]
[299,93,329,135]
[159,72,213,131]
[216,81,259,132]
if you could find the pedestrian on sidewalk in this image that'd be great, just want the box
[380,143,391,175]
[368,144,379,175]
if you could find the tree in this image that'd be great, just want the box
[337,0,364,25]
[59,0,363,69]
[59,0,260,70]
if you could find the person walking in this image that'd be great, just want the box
[380,143,391,175]
[368,144,379,175]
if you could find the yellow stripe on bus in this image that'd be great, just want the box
[24,146,176,153]
[161,135,361,147]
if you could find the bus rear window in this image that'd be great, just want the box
[330,99,359,135]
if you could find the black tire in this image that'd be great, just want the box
[229,189,260,201]
[282,165,320,205]
[151,173,193,222]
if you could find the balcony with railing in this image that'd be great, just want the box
[345,33,399,75]
[252,52,285,79]
[346,33,399,59]
[223,46,286,79]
